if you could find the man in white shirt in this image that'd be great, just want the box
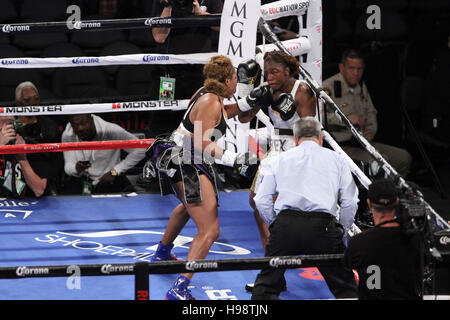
[251,116,359,300]
[62,113,145,194]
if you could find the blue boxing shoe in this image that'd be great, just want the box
[150,242,181,262]
[166,275,196,300]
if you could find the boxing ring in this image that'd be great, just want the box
[0,0,448,301]
[0,192,340,300]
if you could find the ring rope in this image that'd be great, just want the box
[0,253,344,279]
[0,52,216,69]
[0,253,344,300]
[0,14,221,35]
[0,39,310,69]
[1,99,191,116]
[0,97,243,116]
[0,139,154,155]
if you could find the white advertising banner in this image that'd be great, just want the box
[218,0,261,156]
[257,37,311,57]
[218,0,261,66]
[297,0,323,120]
[260,0,310,20]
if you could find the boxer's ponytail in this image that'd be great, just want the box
[203,55,235,97]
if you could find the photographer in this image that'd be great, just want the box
[151,0,224,100]
[0,82,63,198]
[343,178,424,300]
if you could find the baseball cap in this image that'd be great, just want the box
[367,178,399,206]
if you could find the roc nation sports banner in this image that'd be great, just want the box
[261,0,323,120]
[217,0,261,157]
[260,0,321,84]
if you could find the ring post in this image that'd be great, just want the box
[134,262,150,300]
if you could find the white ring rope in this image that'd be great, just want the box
[1,99,191,116]
[0,38,310,70]
[0,52,216,69]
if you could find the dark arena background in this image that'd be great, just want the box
[0,0,449,307]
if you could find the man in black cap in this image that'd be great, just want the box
[343,178,423,300]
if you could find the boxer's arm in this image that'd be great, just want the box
[226,85,273,121]
[224,103,260,123]
[194,96,259,177]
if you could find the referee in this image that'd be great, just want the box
[251,117,359,300]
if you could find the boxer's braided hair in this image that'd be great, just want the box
[264,50,300,77]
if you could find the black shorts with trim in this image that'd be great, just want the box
[145,134,220,204]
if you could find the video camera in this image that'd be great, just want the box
[5,118,23,145]
[11,118,46,144]
[12,118,23,133]
[161,0,194,17]
[397,189,429,236]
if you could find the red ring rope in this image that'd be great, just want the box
[0,139,154,155]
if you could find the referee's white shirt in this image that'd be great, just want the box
[254,140,359,233]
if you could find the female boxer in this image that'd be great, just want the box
[146,55,269,300]
[248,51,317,253]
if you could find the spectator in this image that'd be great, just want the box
[0,82,63,198]
[343,178,423,300]
[151,0,224,99]
[0,116,22,198]
[61,114,145,195]
[14,82,61,144]
[324,49,412,178]
[152,0,222,52]
[251,117,358,300]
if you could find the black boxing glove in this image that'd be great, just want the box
[238,59,261,84]
[237,85,273,112]
[271,93,297,121]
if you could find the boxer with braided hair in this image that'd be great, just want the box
[236,51,317,292]
[245,51,316,250]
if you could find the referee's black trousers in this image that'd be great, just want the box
[251,209,357,300]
